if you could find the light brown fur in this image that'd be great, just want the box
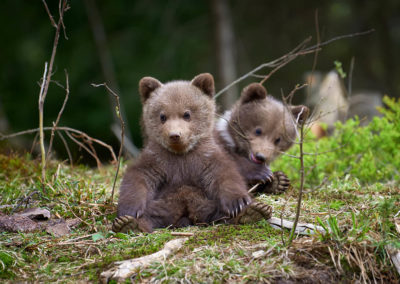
[117,74,251,232]
[215,83,309,190]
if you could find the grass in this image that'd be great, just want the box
[0,152,399,283]
[1,98,400,282]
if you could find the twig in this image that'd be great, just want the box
[0,126,117,163]
[170,232,194,237]
[65,131,102,168]
[57,131,73,167]
[288,108,307,245]
[38,62,48,186]
[42,0,57,28]
[92,83,125,202]
[100,238,188,283]
[46,69,70,162]
[215,29,374,99]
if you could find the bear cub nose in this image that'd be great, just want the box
[255,153,266,163]
[169,133,181,143]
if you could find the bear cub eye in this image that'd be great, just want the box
[160,113,167,123]
[274,137,281,145]
[254,127,262,136]
[183,111,191,121]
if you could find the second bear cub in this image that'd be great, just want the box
[117,73,251,232]
[215,83,309,193]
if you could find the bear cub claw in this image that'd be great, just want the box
[255,171,290,195]
[112,215,140,233]
[235,201,273,224]
[221,196,252,217]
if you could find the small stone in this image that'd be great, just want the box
[252,250,267,259]
[0,215,39,233]
[16,208,51,220]
[46,219,70,237]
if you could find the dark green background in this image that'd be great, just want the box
[1,0,399,162]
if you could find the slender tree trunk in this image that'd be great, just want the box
[211,0,238,110]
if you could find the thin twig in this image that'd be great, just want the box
[0,126,117,163]
[91,83,125,203]
[46,69,70,162]
[38,62,48,186]
[65,131,102,168]
[215,29,374,99]
[288,108,307,245]
[57,131,73,167]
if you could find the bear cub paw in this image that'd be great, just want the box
[235,201,273,224]
[254,171,290,195]
[112,215,140,233]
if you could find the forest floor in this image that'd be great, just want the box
[0,152,399,283]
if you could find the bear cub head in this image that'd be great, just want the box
[217,83,309,165]
[139,73,215,154]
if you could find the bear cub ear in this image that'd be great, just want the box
[191,73,215,98]
[240,83,267,104]
[290,105,310,125]
[139,77,162,103]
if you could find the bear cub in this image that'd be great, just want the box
[215,83,309,194]
[116,73,252,233]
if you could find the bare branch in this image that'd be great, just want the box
[46,69,70,162]
[42,0,57,28]
[0,126,117,163]
[92,83,125,203]
[65,131,102,168]
[38,62,48,185]
[215,29,374,99]
[57,131,73,167]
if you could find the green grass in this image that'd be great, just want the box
[0,97,400,282]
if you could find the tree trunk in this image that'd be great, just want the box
[211,0,238,110]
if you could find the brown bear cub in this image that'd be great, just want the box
[215,83,309,194]
[113,74,272,233]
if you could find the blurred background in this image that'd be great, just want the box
[0,0,399,163]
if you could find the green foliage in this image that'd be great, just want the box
[272,96,400,187]
[334,60,347,78]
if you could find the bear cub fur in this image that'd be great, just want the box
[117,73,251,232]
[215,83,309,194]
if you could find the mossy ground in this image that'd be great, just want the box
[0,149,399,282]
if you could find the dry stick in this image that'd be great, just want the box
[46,69,70,162]
[0,126,117,163]
[38,0,68,186]
[38,62,48,186]
[215,29,374,99]
[288,113,306,244]
[57,127,73,167]
[65,131,102,168]
[91,83,125,203]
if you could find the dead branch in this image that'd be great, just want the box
[288,107,307,245]
[57,131,73,167]
[0,126,117,163]
[268,217,326,236]
[215,29,374,99]
[65,131,102,168]
[46,69,70,162]
[100,238,188,283]
[91,83,125,202]
[38,62,48,185]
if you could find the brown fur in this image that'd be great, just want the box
[118,74,251,232]
[215,83,309,187]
